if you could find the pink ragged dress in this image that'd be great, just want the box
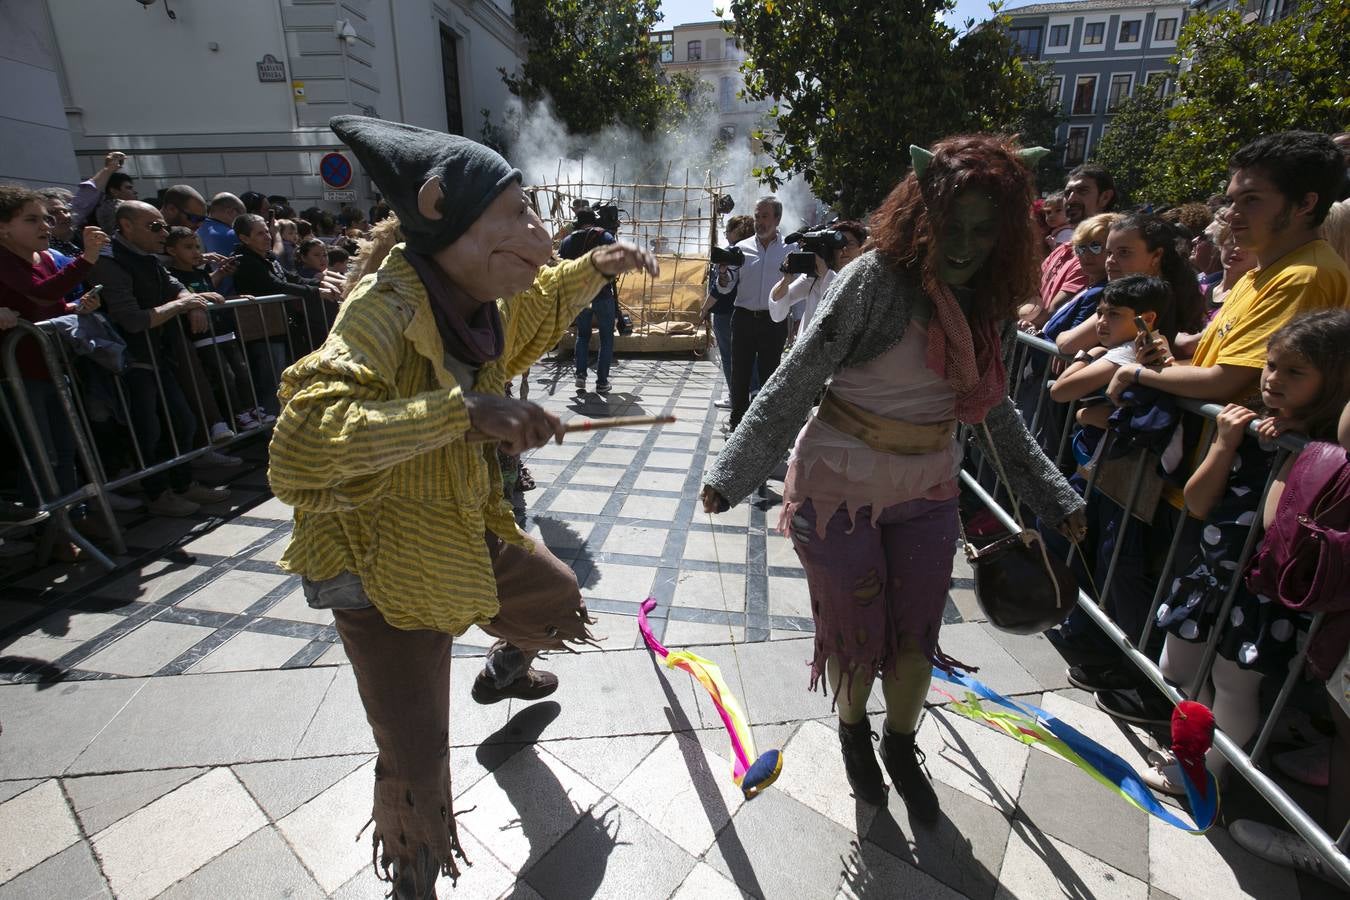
[780,319,962,536]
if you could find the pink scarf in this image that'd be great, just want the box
[922,275,1006,424]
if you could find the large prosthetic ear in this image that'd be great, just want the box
[909,145,935,180]
[417,176,446,222]
[1016,147,1050,168]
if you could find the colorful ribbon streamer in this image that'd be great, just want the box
[638,598,782,798]
[932,667,1218,832]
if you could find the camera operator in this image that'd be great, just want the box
[768,221,867,337]
[560,203,620,393]
[701,214,755,408]
[727,197,793,431]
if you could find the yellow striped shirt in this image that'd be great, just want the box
[267,244,608,633]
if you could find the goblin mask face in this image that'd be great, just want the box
[935,192,997,286]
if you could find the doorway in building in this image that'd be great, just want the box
[439,24,464,135]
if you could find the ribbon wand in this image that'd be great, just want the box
[638,598,783,798]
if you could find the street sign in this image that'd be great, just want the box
[323,190,356,202]
[320,152,353,189]
[256,54,286,82]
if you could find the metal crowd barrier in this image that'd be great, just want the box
[0,293,319,567]
[1,319,122,568]
[962,329,1349,884]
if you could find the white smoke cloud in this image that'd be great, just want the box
[498,96,826,252]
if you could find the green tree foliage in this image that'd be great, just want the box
[1093,81,1170,205]
[726,0,1059,215]
[502,0,681,136]
[1133,0,1348,201]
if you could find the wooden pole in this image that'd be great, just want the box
[564,414,676,434]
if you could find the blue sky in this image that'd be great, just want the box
[656,0,1005,32]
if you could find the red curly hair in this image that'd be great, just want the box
[867,134,1039,324]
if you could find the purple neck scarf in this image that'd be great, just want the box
[404,249,505,366]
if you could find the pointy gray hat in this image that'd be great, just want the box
[330,115,521,255]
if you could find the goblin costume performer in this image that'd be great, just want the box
[702,136,1086,819]
[268,116,655,897]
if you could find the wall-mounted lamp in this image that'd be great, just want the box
[335,19,358,44]
[134,0,177,19]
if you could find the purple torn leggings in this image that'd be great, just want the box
[789,496,965,700]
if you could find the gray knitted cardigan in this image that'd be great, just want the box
[704,250,1085,524]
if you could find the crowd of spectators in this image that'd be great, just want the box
[0,152,367,561]
[1011,130,1350,879]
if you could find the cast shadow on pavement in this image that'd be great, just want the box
[477,701,628,899]
[647,650,767,899]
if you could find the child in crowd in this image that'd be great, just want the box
[163,227,274,432]
[1044,191,1074,246]
[326,245,350,277]
[295,237,328,281]
[1141,310,1350,794]
[1049,274,1173,430]
[276,219,299,273]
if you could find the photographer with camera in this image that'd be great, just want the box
[768,221,867,336]
[560,202,621,393]
[727,197,793,430]
[701,214,755,408]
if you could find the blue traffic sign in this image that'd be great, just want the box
[320,152,353,189]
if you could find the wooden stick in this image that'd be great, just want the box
[564,414,676,434]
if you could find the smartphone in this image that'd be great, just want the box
[76,283,102,312]
[1134,315,1153,339]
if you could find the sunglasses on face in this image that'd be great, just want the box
[147,221,170,233]
[186,212,206,225]
[1074,242,1104,256]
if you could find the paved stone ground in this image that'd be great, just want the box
[0,357,1340,899]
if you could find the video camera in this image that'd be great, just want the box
[709,246,746,267]
[575,201,622,233]
[783,228,847,275]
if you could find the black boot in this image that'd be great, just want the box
[879,725,939,823]
[838,718,887,806]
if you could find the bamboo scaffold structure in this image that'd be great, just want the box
[528,166,733,354]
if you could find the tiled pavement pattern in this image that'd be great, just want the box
[0,357,1340,898]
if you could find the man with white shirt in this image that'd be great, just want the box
[729,197,792,430]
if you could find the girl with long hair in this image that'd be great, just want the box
[1057,213,1205,357]
[1142,309,1350,794]
[699,135,1086,819]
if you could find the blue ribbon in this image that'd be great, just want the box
[932,667,1218,832]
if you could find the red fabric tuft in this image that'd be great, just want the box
[1170,700,1216,799]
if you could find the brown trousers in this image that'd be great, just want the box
[331,533,591,895]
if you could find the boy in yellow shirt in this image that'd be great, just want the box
[1109,131,1350,404]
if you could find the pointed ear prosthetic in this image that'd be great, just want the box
[329,115,521,255]
[1016,146,1051,168]
[417,177,446,222]
[909,145,935,180]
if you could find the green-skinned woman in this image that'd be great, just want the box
[700,135,1086,819]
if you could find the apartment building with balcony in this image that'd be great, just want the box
[649,20,771,150]
[1004,0,1188,166]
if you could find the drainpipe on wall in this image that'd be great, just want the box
[388,0,406,121]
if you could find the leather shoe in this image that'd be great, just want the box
[1066,662,1145,693]
[1095,687,1173,727]
[471,667,559,705]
